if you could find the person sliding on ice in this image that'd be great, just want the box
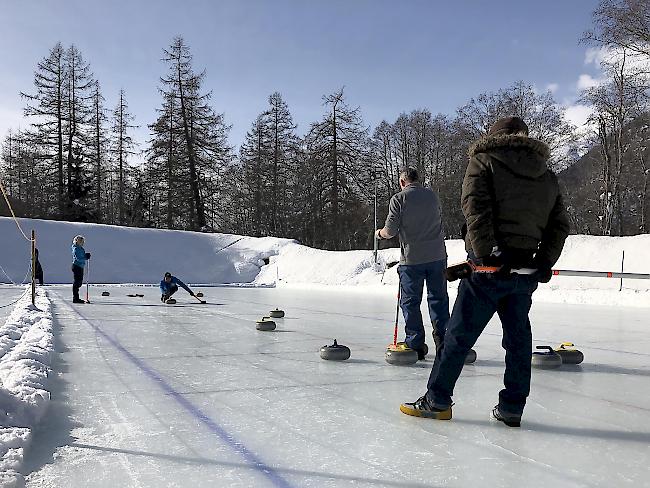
[160,272,196,302]
[71,235,90,304]
[400,117,570,426]
[376,166,449,361]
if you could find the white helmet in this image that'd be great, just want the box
[73,235,85,246]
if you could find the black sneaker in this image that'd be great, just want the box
[415,343,429,360]
[400,395,452,419]
[72,298,85,304]
[491,405,521,427]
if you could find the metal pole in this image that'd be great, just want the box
[373,171,378,264]
[553,269,650,280]
[31,229,35,305]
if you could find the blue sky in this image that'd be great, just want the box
[0,0,601,159]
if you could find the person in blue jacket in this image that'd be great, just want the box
[71,235,90,303]
[160,272,196,302]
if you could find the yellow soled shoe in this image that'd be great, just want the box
[400,395,452,420]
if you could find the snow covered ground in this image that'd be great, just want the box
[11,285,650,488]
[1,217,649,486]
[0,287,53,488]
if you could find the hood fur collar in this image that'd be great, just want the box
[469,134,550,160]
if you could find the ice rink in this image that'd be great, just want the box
[8,285,649,488]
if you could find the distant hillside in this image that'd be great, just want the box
[559,113,649,235]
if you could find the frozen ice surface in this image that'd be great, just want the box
[17,285,650,488]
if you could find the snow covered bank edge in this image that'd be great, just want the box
[0,288,54,487]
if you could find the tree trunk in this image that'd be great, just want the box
[331,101,339,250]
[177,66,205,230]
[167,94,174,229]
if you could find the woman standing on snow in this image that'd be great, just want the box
[71,235,90,303]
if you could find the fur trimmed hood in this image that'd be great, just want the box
[469,134,550,179]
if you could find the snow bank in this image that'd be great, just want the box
[0,287,53,487]
[0,217,294,284]
[256,236,650,307]
[2,216,649,307]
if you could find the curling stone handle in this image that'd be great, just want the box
[536,345,554,353]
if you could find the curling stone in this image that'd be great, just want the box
[385,342,418,365]
[165,298,177,305]
[256,317,276,331]
[464,349,477,364]
[196,292,204,298]
[269,308,285,318]
[320,339,351,361]
[101,291,110,297]
[532,345,562,369]
[555,343,584,365]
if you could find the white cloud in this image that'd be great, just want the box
[564,104,594,129]
[585,47,611,66]
[577,74,600,90]
[546,83,559,94]
[585,45,650,75]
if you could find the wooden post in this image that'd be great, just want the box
[31,229,36,305]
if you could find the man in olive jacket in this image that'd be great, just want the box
[400,116,570,426]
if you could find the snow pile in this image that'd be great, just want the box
[2,216,649,307]
[254,239,468,287]
[0,217,294,285]
[256,236,650,307]
[0,287,54,487]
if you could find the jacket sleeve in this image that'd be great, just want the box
[461,155,497,258]
[174,277,192,294]
[536,183,570,267]
[383,195,401,238]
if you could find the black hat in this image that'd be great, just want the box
[488,117,529,136]
[164,272,172,278]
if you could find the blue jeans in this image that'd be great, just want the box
[426,270,539,415]
[398,260,450,351]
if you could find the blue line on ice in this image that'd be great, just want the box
[72,307,294,488]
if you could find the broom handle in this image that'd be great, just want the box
[393,276,400,346]
[85,259,90,302]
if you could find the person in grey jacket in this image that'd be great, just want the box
[376,167,449,360]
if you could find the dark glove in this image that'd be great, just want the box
[85,252,91,259]
[161,294,168,302]
[534,259,553,283]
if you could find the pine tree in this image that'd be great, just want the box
[88,81,109,221]
[266,92,300,236]
[111,89,137,225]
[63,45,94,216]
[304,88,369,250]
[155,36,232,231]
[240,115,269,236]
[20,42,66,216]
